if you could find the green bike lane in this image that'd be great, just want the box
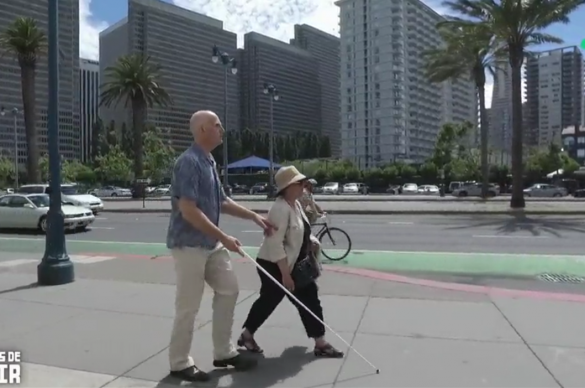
[2,236,585,277]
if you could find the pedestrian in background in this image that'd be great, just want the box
[237,166,343,358]
[166,110,275,382]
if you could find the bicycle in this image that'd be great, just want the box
[311,213,352,261]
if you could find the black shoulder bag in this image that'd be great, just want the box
[290,204,321,289]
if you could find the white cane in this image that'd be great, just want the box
[238,248,380,374]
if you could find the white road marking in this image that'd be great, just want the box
[70,255,116,264]
[0,259,37,267]
[387,222,415,225]
[472,234,550,239]
[95,217,108,220]
[89,226,115,230]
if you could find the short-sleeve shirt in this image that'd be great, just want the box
[166,144,227,250]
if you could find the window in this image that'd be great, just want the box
[577,136,585,144]
[0,196,11,206]
[8,196,29,208]
[577,149,585,158]
[18,185,46,194]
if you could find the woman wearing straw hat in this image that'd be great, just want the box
[237,166,343,358]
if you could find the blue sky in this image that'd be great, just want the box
[80,0,585,107]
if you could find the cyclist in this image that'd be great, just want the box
[301,178,324,224]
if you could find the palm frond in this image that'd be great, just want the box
[0,17,46,66]
[99,54,172,109]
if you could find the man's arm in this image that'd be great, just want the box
[221,196,257,220]
[179,198,227,241]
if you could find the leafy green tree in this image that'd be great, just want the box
[38,154,49,182]
[100,54,171,179]
[431,122,471,168]
[91,119,104,161]
[0,157,14,186]
[525,144,580,179]
[443,0,584,208]
[96,144,133,184]
[418,162,439,181]
[1,17,46,183]
[344,167,361,181]
[143,126,175,183]
[61,160,95,183]
[424,23,501,198]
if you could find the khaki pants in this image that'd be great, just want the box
[169,245,239,371]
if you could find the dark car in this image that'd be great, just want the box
[230,183,249,194]
[574,189,585,198]
[386,185,401,194]
[249,183,269,194]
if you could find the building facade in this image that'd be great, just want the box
[0,0,80,167]
[291,24,342,157]
[79,59,100,163]
[489,61,513,153]
[239,32,321,137]
[336,0,477,168]
[562,125,585,166]
[525,46,584,147]
[99,0,239,151]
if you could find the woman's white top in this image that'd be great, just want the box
[256,197,319,272]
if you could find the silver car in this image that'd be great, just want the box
[523,184,567,198]
[401,183,419,195]
[453,183,500,197]
[0,194,95,232]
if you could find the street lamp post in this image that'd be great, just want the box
[263,83,279,198]
[0,107,20,189]
[38,0,74,286]
[212,45,237,196]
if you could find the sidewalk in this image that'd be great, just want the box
[2,263,585,387]
[102,199,585,215]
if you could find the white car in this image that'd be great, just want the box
[18,184,104,214]
[418,185,440,195]
[401,183,419,195]
[90,186,132,197]
[453,183,500,197]
[523,184,567,198]
[154,184,171,196]
[322,182,340,195]
[342,182,367,194]
[0,194,95,232]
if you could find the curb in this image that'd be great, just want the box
[102,208,585,215]
[101,197,584,203]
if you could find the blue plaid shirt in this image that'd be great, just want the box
[166,144,226,250]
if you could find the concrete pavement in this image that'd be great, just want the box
[100,199,585,215]
[2,257,585,387]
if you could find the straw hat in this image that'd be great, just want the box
[275,166,307,194]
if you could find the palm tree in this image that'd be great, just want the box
[424,23,502,198]
[100,54,171,181]
[0,17,46,183]
[442,0,584,208]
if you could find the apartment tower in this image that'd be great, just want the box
[79,59,100,163]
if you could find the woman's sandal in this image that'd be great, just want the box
[237,334,264,354]
[314,344,344,358]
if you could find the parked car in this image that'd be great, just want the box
[453,183,499,198]
[231,183,249,194]
[418,185,440,195]
[401,183,419,195]
[523,184,567,198]
[0,193,95,232]
[153,184,171,196]
[322,182,340,195]
[249,183,269,194]
[574,188,585,198]
[90,186,132,197]
[18,184,104,214]
[342,182,368,195]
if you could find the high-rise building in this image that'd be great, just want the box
[79,59,100,163]
[239,32,321,136]
[99,0,238,151]
[489,61,512,153]
[291,24,342,157]
[336,0,477,168]
[0,0,80,166]
[525,46,584,147]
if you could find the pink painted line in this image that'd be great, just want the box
[80,252,585,303]
[326,266,585,303]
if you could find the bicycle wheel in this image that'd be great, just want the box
[317,227,352,261]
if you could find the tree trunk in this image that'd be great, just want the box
[509,48,525,208]
[20,65,40,183]
[131,98,145,179]
[478,84,489,198]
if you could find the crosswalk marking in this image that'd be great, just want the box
[0,259,38,267]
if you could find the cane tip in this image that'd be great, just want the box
[376,369,380,374]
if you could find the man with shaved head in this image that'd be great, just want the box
[166,110,275,382]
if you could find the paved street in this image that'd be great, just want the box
[99,199,585,214]
[2,256,585,387]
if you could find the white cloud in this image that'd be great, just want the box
[79,0,108,60]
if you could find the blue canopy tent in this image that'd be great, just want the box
[226,156,281,171]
